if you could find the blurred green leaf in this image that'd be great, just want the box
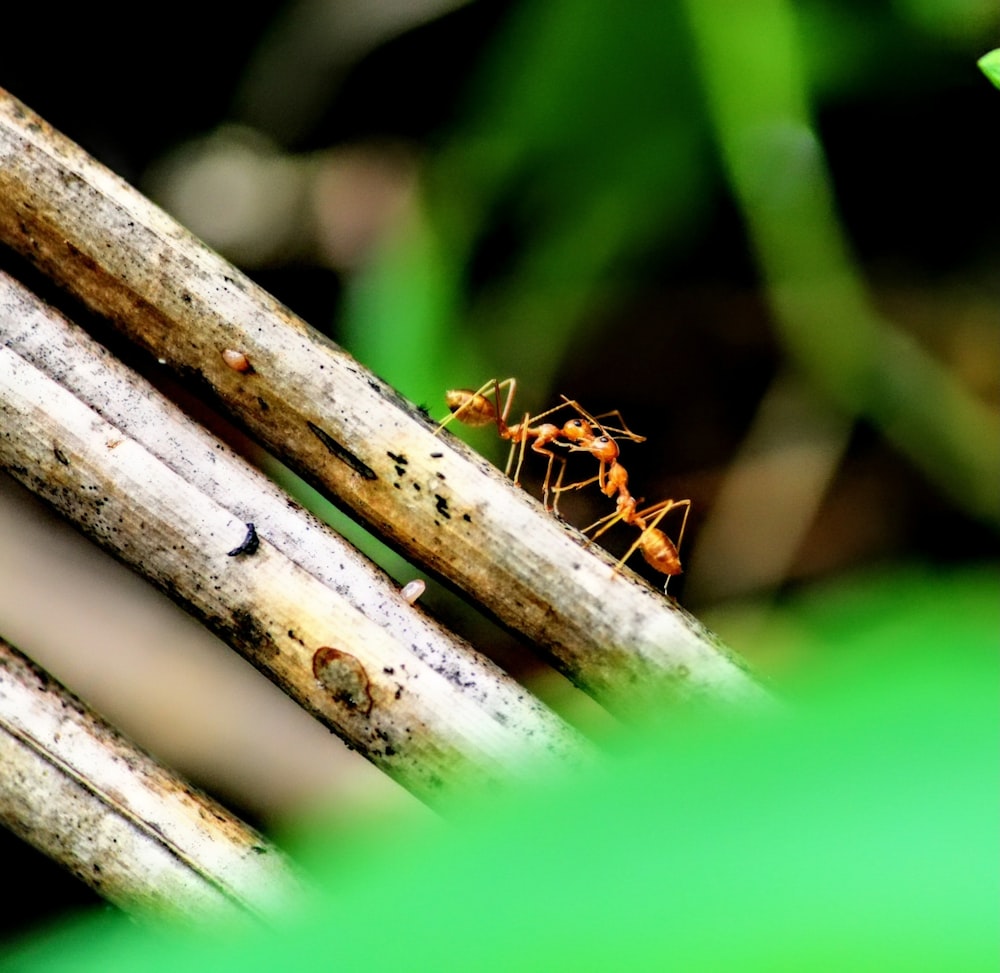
[978,48,1000,89]
[895,0,1000,44]
[8,563,997,971]
[341,0,711,411]
[683,0,1000,526]
[341,200,480,413]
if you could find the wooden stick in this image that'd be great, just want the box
[0,636,303,923]
[0,88,768,715]
[0,274,590,805]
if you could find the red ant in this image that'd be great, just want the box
[435,379,644,515]
[435,378,572,511]
[437,378,690,591]
[551,396,690,588]
[584,496,692,591]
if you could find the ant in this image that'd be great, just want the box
[556,403,691,590]
[584,496,692,591]
[435,378,572,512]
[435,379,644,515]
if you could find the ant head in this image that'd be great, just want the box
[591,435,619,462]
[561,417,593,441]
[570,433,619,462]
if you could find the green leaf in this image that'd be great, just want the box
[978,48,1000,90]
[8,564,998,971]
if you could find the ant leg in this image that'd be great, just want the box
[504,439,519,478]
[613,500,677,572]
[494,377,517,426]
[557,396,645,443]
[657,499,691,591]
[582,506,628,544]
[537,447,568,512]
[508,412,531,485]
[549,455,569,516]
[551,473,601,496]
[523,423,567,510]
[579,488,646,542]
[670,499,692,557]
[536,448,555,509]
[516,395,588,427]
[589,408,647,443]
[597,459,608,493]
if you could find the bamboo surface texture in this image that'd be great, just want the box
[0,636,303,923]
[0,89,768,717]
[0,272,590,804]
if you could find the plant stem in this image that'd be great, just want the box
[0,87,768,718]
[0,272,590,804]
[0,636,303,923]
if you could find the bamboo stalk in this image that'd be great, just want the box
[0,274,589,804]
[0,636,303,923]
[0,88,768,715]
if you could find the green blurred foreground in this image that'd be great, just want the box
[6,564,998,971]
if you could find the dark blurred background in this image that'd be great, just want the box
[1,0,997,940]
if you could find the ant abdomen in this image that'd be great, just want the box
[640,529,682,576]
[445,389,497,427]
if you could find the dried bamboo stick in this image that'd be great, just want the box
[0,88,768,715]
[0,636,303,923]
[0,276,589,804]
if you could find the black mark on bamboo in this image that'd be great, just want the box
[227,522,259,556]
[387,451,409,478]
[307,421,377,480]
